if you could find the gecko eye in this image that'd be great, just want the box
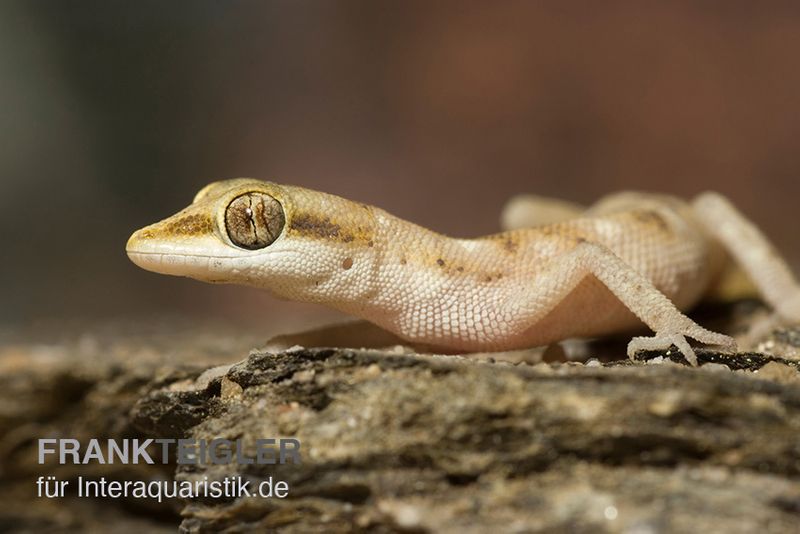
[225,192,285,249]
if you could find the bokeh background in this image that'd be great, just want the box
[2,1,799,331]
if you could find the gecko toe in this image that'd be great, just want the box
[627,334,698,366]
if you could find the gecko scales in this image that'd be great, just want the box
[126,179,800,365]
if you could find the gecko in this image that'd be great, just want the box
[126,179,800,365]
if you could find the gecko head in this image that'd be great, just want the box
[126,178,300,288]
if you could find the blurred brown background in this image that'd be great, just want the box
[2,1,799,330]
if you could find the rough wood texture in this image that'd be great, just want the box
[1,317,799,533]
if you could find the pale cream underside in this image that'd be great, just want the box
[127,180,800,365]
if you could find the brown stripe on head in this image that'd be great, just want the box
[288,212,374,244]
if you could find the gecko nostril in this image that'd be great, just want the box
[126,228,153,253]
[225,192,285,249]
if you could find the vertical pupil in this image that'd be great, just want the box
[225,192,285,249]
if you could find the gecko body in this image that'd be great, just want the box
[126,179,800,364]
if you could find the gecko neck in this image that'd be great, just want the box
[317,207,514,330]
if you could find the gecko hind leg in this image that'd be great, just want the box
[520,241,736,366]
[692,192,800,321]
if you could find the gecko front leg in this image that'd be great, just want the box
[501,195,585,230]
[126,180,743,364]
[517,241,736,366]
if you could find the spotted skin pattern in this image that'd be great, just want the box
[127,179,800,365]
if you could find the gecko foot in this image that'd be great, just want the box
[627,330,737,366]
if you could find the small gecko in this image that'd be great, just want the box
[126,179,800,365]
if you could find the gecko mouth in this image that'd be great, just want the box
[125,233,296,278]
[126,250,218,277]
[125,227,238,259]
[125,228,232,276]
